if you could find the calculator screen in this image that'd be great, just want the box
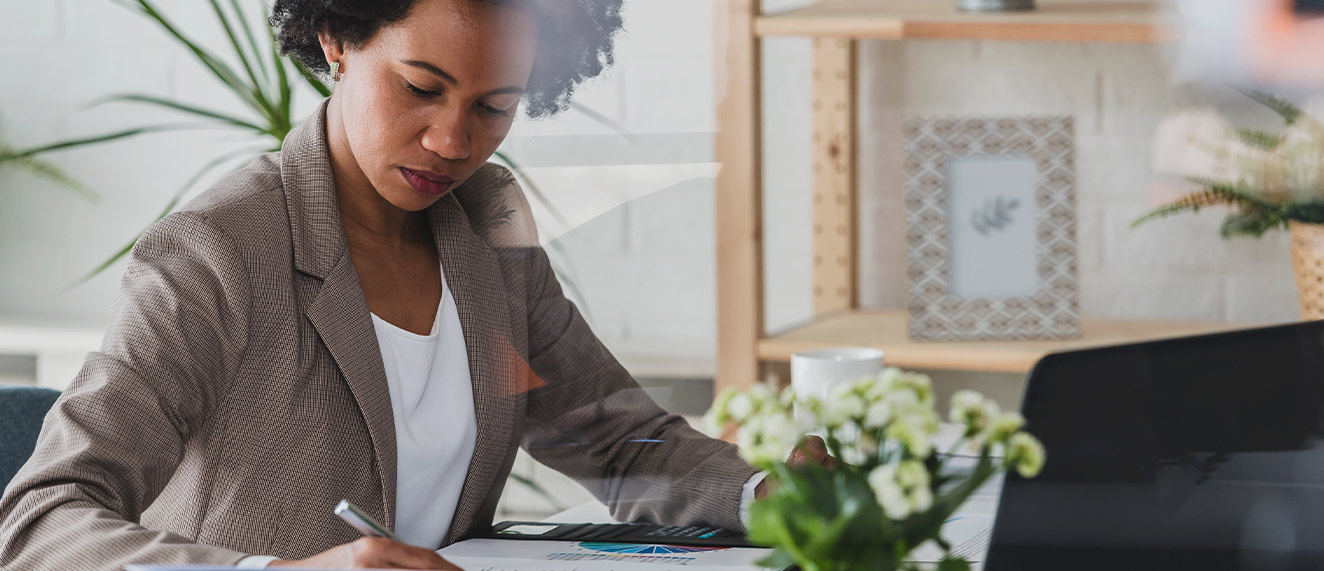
[497,523,560,536]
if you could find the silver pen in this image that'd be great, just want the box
[334,499,397,541]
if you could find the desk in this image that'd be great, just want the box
[0,321,103,389]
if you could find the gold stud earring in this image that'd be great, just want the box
[330,61,341,82]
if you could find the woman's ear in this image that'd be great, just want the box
[316,28,346,71]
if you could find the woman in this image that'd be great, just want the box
[0,1,798,569]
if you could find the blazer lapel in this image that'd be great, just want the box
[282,98,398,530]
[430,193,523,543]
[305,255,399,531]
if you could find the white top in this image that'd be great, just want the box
[369,265,478,549]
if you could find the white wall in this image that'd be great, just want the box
[0,0,1307,383]
[0,0,728,375]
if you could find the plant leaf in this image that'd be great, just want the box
[115,0,274,125]
[0,151,99,201]
[1234,85,1304,126]
[227,0,271,87]
[1234,128,1286,151]
[87,94,268,134]
[208,0,267,106]
[8,123,211,159]
[71,145,261,286]
[937,555,973,571]
[506,473,566,511]
[292,57,333,98]
[569,102,635,142]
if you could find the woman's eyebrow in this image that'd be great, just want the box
[400,59,526,96]
[402,59,459,84]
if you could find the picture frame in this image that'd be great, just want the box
[903,116,1080,342]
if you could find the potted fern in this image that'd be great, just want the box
[1133,89,1324,319]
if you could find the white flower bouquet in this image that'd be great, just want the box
[707,368,1045,571]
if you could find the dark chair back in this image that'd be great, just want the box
[0,386,60,491]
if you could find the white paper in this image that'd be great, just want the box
[907,512,994,564]
[438,539,780,571]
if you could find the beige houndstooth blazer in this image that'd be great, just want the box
[0,97,757,570]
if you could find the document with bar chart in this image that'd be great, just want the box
[437,538,783,570]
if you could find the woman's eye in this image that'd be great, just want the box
[405,83,439,97]
[480,103,511,117]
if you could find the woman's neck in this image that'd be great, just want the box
[325,94,426,249]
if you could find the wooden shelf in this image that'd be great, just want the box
[755,0,1169,43]
[758,310,1244,374]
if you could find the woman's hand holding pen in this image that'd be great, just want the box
[267,536,460,570]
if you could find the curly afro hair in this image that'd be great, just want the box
[269,0,624,118]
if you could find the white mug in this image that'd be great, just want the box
[790,347,885,401]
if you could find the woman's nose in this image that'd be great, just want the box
[420,109,472,161]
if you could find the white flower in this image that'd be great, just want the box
[864,401,893,429]
[868,466,913,520]
[950,390,999,434]
[1006,432,1046,478]
[726,393,754,423]
[840,446,868,466]
[886,416,933,458]
[738,411,800,467]
[778,385,797,408]
[822,390,866,427]
[894,460,929,490]
[984,411,1026,444]
[908,484,933,513]
[949,390,983,421]
[875,367,935,405]
[704,389,738,431]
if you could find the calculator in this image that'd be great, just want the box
[488,521,756,548]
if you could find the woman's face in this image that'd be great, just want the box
[324,0,538,212]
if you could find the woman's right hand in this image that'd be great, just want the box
[267,537,461,569]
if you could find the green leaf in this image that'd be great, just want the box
[292,57,333,98]
[754,549,796,571]
[72,145,261,285]
[226,0,272,87]
[1220,210,1279,238]
[1234,85,1304,126]
[0,152,99,201]
[1233,128,1286,151]
[937,555,973,571]
[87,94,268,134]
[208,0,267,105]
[114,0,274,125]
[1285,201,1324,226]
[7,123,209,159]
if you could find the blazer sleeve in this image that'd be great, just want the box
[515,207,757,531]
[0,211,254,570]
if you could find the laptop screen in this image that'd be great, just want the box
[985,322,1324,571]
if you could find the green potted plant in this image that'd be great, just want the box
[707,368,1045,571]
[1133,89,1324,319]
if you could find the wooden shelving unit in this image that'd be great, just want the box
[754,0,1169,43]
[758,311,1240,374]
[713,0,1234,395]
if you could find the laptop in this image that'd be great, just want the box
[985,320,1324,571]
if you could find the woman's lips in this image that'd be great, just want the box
[399,167,455,195]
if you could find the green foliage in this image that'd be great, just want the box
[1234,86,1304,126]
[1133,88,1324,238]
[748,456,997,571]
